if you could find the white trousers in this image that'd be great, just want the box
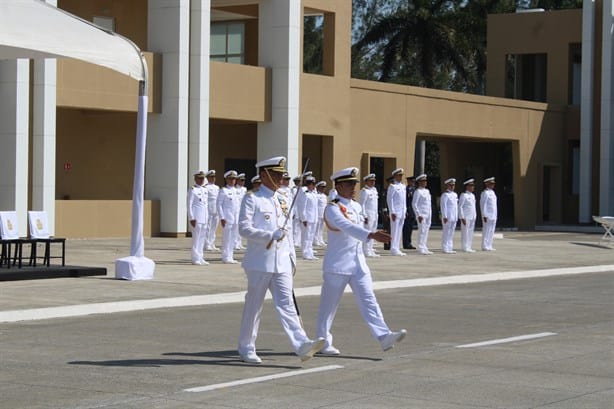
[314,218,326,245]
[301,222,316,258]
[481,218,497,250]
[389,215,405,253]
[233,222,243,249]
[417,215,431,252]
[441,219,457,252]
[238,270,309,355]
[206,213,219,249]
[363,211,378,255]
[191,222,208,263]
[316,270,390,349]
[460,218,475,251]
[293,216,302,246]
[221,223,236,262]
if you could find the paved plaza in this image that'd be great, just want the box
[1,230,613,408]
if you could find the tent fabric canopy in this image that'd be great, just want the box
[0,0,145,81]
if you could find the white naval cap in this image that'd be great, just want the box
[463,178,475,185]
[415,173,427,181]
[250,175,261,183]
[293,175,301,181]
[205,170,216,177]
[316,181,327,187]
[302,171,313,177]
[483,176,496,183]
[331,167,360,183]
[304,176,316,183]
[237,173,246,180]
[224,170,238,179]
[391,168,404,176]
[255,156,287,173]
[444,178,456,185]
[363,173,376,181]
[193,170,206,178]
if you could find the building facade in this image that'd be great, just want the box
[0,0,611,237]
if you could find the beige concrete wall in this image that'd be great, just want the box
[55,200,160,238]
[487,9,582,105]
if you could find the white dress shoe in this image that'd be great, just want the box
[192,261,204,265]
[380,329,407,351]
[200,259,209,265]
[442,250,456,254]
[418,250,430,255]
[318,345,340,355]
[297,338,325,362]
[464,249,476,253]
[223,259,239,264]
[391,251,406,256]
[240,351,262,364]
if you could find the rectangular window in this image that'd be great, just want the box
[569,44,581,105]
[210,22,245,64]
[505,53,547,102]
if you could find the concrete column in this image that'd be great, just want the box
[600,0,614,216]
[189,0,210,174]
[32,59,57,234]
[0,60,29,236]
[147,0,190,235]
[257,0,301,177]
[579,0,595,223]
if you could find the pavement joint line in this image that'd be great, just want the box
[183,364,344,393]
[455,332,558,348]
[1,264,613,324]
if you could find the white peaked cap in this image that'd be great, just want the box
[331,167,360,183]
[224,170,238,178]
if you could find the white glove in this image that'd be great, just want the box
[272,228,285,241]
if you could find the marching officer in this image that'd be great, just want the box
[297,176,319,260]
[217,170,241,263]
[314,181,328,246]
[440,178,458,254]
[458,178,477,252]
[316,167,406,355]
[205,170,220,251]
[237,156,324,364]
[412,174,433,255]
[187,171,209,265]
[386,168,407,256]
[480,177,498,251]
[359,173,380,257]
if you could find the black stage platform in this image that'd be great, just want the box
[0,265,107,281]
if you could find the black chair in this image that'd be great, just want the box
[28,211,66,267]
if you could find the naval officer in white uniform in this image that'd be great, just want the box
[458,178,477,252]
[187,171,209,265]
[412,174,433,255]
[297,176,319,260]
[314,181,328,246]
[440,178,458,254]
[386,168,407,256]
[359,173,380,257]
[316,167,407,355]
[480,177,498,251]
[204,170,220,251]
[217,170,241,263]
[237,156,324,364]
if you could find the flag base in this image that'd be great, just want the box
[115,256,155,280]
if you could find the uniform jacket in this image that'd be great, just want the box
[440,190,459,221]
[359,186,378,217]
[187,184,208,223]
[239,185,295,273]
[323,197,370,275]
[387,182,406,216]
[217,185,241,224]
[298,188,319,224]
[480,188,498,220]
[412,187,432,218]
[205,183,219,215]
[458,191,477,220]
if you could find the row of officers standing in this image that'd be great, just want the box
[187,167,499,266]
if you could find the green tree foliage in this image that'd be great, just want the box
[303,15,323,74]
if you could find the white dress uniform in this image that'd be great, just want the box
[314,184,328,246]
[359,181,379,256]
[298,184,319,260]
[234,181,247,250]
[458,179,477,252]
[386,170,406,255]
[480,180,498,251]
[291,183,303,246]
[238,157,321,362]
[440,184,458,253]
[187,179,209,264]
[217,175,241,263]
[412,181,432,254]
[316,167,399,352]
[205,175,220,251]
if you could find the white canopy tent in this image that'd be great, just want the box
[0,0,154,280]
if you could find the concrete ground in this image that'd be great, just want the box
[1,230,613,408]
